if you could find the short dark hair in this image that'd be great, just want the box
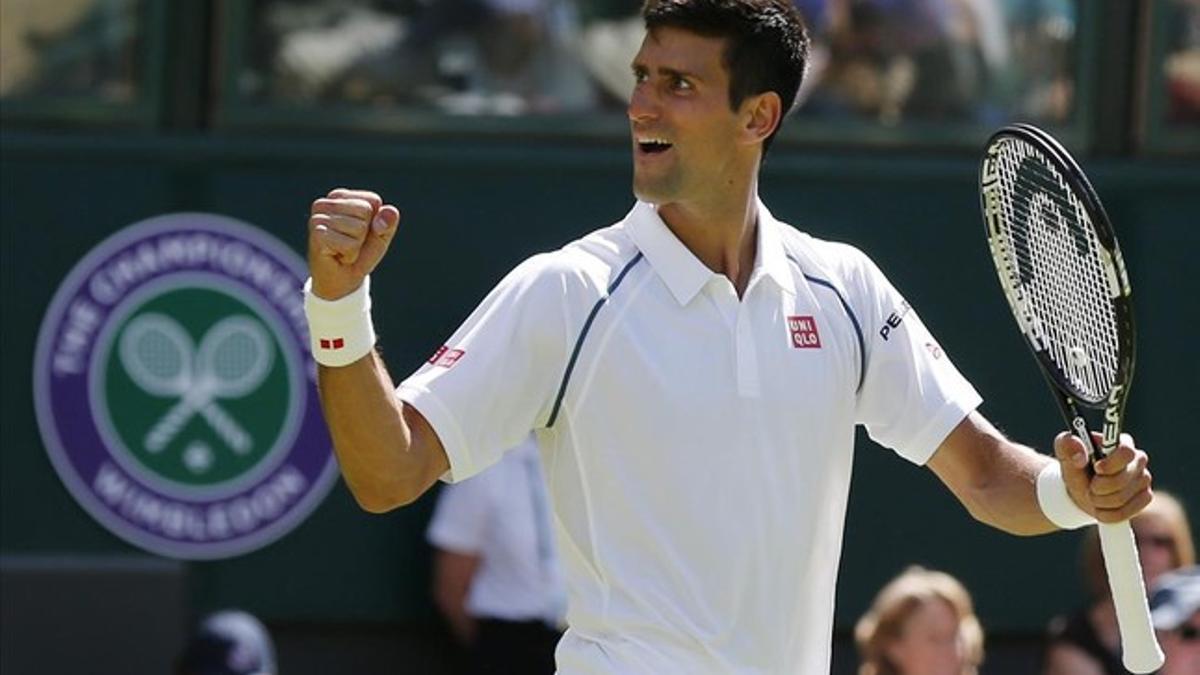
[642,0,809,155]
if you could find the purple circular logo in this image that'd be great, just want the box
[33,213,335,559]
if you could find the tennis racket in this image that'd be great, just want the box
[121,313,272,455]
[979,123,1163,673]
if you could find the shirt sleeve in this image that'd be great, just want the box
[851,253,983,465]
[397,253,574,483]
[426,473,495,555]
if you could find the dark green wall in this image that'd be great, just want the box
[2,132,1197,638]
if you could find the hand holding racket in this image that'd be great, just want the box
[979,123,1163,673]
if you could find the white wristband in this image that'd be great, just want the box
[1036,461,1097,530]
[303,276,376,367]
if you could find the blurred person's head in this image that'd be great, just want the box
[1083,490,1195,600]
[629,0,809,206]
[855,566,984,675]
[1149,566,1200,675]
[175,609,277,675]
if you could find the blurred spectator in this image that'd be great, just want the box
[1150,565,1200,675]
[1164,0,1200,125]
[1043,490,1196,675]
[854,565,985,675]
[243,0,595,114]
[427,435,566,674]
[0,0,142,102]
[577,1,644,108]
[802,0,1009,124]
[1001,0,1076,124]
[175,609,277,675]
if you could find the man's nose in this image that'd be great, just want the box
[628,84,658,123]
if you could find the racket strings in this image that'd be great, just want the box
[135,332,186,380]
[211,333,262,382]
[196,316,275,397]
[119,314,196,397]
[991,139,1120,404]
[1001,156,1119,399]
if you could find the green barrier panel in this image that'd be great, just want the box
[2,134,1196,633]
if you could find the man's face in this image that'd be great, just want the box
[628,27,751,206]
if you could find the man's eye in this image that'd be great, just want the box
[672,77,692,91]
[633,70,647,83]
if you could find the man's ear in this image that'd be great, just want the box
[741,91,783,146]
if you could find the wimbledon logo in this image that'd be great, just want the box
[33,213,336,559]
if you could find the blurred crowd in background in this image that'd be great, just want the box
[227,0,1080,123]
[170,498,1200,675]
[2,0,1199,129]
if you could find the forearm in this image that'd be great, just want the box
[960,437,1058,536]
[930,413,1059,536]
[433,549,481,645]
[305,189,451,510]
[318,350,434,511]
[441,606,477,646]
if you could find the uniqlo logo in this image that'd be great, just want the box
[319,337,345,350]
[787,315,821,349]
[428,345,466,368]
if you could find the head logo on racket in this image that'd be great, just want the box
[33,213,338,560]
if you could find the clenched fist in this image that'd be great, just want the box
[308,188,401,300]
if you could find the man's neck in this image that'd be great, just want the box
[657,180,759,298]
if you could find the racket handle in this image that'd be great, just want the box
[146,398,195,453]
[1097,520,1164,673]
[201,403,252,454]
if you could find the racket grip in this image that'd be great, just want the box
[1097,521,1164,673]
[201,403,251,454]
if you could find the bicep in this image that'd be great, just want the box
[397,254,575,482]
[847,252,982,460]
[403,401,451,493]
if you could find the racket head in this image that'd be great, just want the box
[195,315,274,398]
[979,123,1135,410]
[118,313,194,397]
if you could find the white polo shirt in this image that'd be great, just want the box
[426,435,567,626]
[398,199,981,674]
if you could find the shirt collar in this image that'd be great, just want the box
[624,198,795,306]
[754,198,797,297]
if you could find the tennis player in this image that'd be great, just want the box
[303,1,1154,672]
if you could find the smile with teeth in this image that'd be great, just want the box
[637,137,673,154]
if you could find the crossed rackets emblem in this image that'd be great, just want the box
[118,314,274,456]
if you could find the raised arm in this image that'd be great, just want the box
[926,411,1152,535]
[307,188,449,512]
